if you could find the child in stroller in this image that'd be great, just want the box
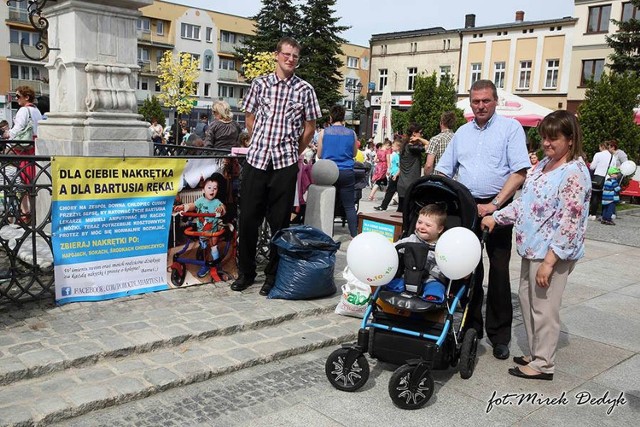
[173,175,226,278]
[326,175,486,409]
[390,203,448,303]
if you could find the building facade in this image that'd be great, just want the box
[567,0,636,112]
[0,1,50,123]
[459,11,577,111]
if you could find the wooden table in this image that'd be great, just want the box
[357,210,405,242]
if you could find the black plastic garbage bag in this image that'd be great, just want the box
[268,225,341,300]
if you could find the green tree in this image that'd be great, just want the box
[391,109,409,135]
[235,0,300,64]
[296,0,348,114]
[353,94,366,122]
[606,0,640,75]
[578,72,640,159]
[138,96,165,127]
[156,51,200,143]
[407,73,464,138]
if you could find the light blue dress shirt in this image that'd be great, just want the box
[435,114,530,198]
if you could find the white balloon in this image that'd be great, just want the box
[347,232,398,286]
[435,227,482,280]
[620,160,637,176]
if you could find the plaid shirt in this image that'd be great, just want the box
[244,73,321,170]
[426,129,454,168]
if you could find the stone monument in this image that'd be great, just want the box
[36,0,153,156]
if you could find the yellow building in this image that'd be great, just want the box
[340,43,369,124]
[459,11,577,110]
[567,0,634,112]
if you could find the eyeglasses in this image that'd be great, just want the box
[15,94,22,99]
[278,52,300,62]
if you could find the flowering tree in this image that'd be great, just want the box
[157,51,200,115]
[241,51,276,81]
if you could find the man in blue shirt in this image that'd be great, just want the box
[436,80,530,360]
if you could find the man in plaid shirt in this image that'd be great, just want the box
[423,111,456,176]
[233,37,322,294]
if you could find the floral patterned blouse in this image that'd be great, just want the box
[493,156,592,260]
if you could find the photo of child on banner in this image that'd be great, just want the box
[167,158,240,287]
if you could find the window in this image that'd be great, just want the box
[140,79,149,91]
[154,81,161,92]
[10,65,42,80]
[410,42,418,53]
[470,63,482,85]
[156,21,164,36]
[407,67,417,91]
[137,18,150,33]
[493,62,506,89]
[622,2,640,22]
[380,45,387,55]
[439,65,451,80]
[587,5,611,33]
[219,58,235,70]
[378,69,388,90]
[344,100,354,111]
[345,77,358,90]
[206,27,213,43]
[221,31,236,43]
[138,47,150,63]
[181,23,201,40]
[581,59,605,86]
[204,55,213,71]
[204,83,211,97]
[156,50,164,64]
[218,85,235,98]
[518,61,532,89]
[544,59,560,89]
[9,29,39,46]
[347,56,359,68]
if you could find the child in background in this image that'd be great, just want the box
[174,176,226,277]
[374,138,401,211]
[394,203,448,302]
[601,167,621,225]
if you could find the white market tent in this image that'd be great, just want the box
[456,89,553,127]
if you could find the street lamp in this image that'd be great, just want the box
[346,81,363,126]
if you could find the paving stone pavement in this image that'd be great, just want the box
[1,204,639,426]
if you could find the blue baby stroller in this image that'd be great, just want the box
[325,175,486,409]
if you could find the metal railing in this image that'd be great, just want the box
[0,142,244,304]
[1,141,53,303]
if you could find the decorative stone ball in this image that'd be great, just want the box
[311,159,339,185]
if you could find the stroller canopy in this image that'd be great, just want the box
[401,175,478,239]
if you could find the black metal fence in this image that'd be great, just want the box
[0,141,242,304]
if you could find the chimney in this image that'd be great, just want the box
[515,10,525,22]
[465,14,476,28]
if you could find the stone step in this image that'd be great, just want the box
[0,311,361,427]
[0,288,345,388]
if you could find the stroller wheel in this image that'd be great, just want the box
[325,348,369,392]
[170,263,187,287]
[459,329,478,379]
[388,364,434,410]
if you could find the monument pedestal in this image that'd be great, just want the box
[37,0,153,156]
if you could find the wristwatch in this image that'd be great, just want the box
[491,198,500,208]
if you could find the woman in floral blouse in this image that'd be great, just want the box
[481,110,591,381]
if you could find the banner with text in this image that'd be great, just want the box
[51,157,186,304]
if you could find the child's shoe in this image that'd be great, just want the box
[197,265,209,278]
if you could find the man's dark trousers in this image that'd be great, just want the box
[467,197,514,346]
[238,162,298,279]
